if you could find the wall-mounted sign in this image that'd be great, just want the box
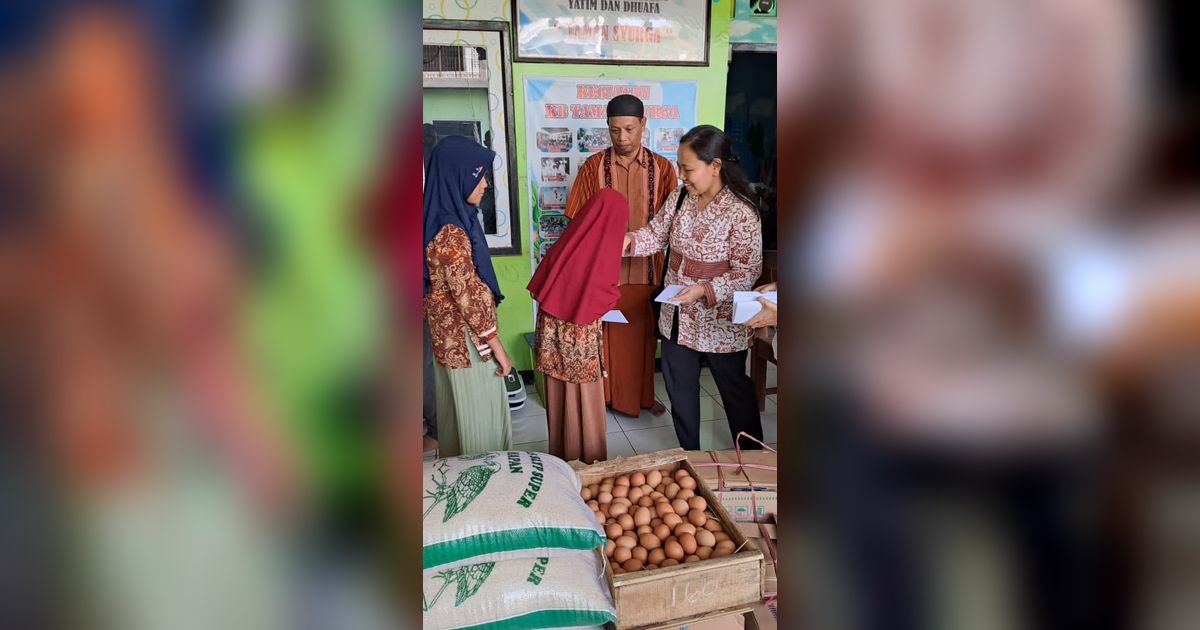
[513,0,711,66]
[524,76,697,270]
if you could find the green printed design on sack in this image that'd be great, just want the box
[424,454,501,523]
[526,557,549,586]
[507,451,523,473]
[516,452,545,508]
[423,561,496,611]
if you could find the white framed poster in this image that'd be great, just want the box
[524,77,698,271]
[513,0,711,65]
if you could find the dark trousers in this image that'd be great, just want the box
[661,336,763,451]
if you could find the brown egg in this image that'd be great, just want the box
[612,566,625,575]
[615,535,636,549]
[631,472,646,486]
[587,500,599,511]
[605,540,615,557]
[674,468,690,482]
[695,529,717,548]
[688,510,708,528]
[696,546,713,560]
[661,558,679,567]
[687,496,708,512]
[666,535,678,546]
[600,483,613,494]
[639,533,661,550]
[637,497,654,508]
[676,488,695,501]
[612,497,632,507]
[620,475,633,487]
[588,484,599,497]
[679,533,698,555]
[654,523,672,541]
[650,491,665,502]
[580,487,592,500]
[612,485,629,499]
[637,525,653,536]
[665,483,681,500]
[671,499,691,516]
[633,507,652,527]
[623,558,644,572]
[649,548,666,565]
[704,519,722,532]
[641,484,655,496]
[664,540,685,561]
[650,517,663,528]
[595,511,605,525]
[646,470,663,488]
[646,564,659,570]
[613,546,632,563]
[627,487,643,502]
[713,531,731,543]
[655,502,674,518]
[685,555,701,564]
[609,502,629,517]
[715,540,737,556]
[618,514,635,531]
[674,523,697,537]
[679,475,697,490]
[605,523,622,538]
[631,546,648,562]
[597,491,613,504]
[662,513,684,529]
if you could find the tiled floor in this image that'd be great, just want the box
[426,363,777,460]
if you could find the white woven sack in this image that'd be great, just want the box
[423,451,604,571]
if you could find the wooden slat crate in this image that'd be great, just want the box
[574,449,766,630]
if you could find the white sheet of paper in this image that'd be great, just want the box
[654,285,686,304]
[733,300,764,324]
[600,310,629,324]
[734,291,778,304]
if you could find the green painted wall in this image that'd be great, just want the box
[425,0,734,371]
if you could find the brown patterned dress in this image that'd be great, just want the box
[534,311,608,464]
[424,225,500,369]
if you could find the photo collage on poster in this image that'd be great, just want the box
[525,78,698,268]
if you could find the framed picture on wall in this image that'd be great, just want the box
[512,0,711,66]
[422,20,522,255]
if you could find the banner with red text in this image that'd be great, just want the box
[514,0,710,64]
[524,77,697,267]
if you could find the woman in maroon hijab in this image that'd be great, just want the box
[528,189,629,463]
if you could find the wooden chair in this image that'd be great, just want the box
[751,251,778,411]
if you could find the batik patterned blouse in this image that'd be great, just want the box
[627,187,762,354]
[534,311,603,384]
[424,225,499,369]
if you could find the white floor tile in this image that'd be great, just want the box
[700,396,728,421]
[606,411,624,434]
[615,408,673,431]
[625,426,683,454]
[700,419,736,451]
[511,410,548,443]
[699,374,721,397]
[513,440,549,454]
[767,364,777,388]
[654,372,666,384]
[654,380,669,400]
[512,393,546,419]
[766,395,777,413]
[606,433,637,459]
[761,413,777,444]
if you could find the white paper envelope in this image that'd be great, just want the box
[654,285,686,304]
[600,310,629,324]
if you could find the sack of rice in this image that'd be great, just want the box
[422,551,616,630]
[423,451,604,571]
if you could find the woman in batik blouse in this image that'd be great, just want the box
[423,136,513,456]
[623,125,765,451]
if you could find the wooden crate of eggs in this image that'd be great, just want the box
[573,448,765,630]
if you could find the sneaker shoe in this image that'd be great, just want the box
[504,371,527,403]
